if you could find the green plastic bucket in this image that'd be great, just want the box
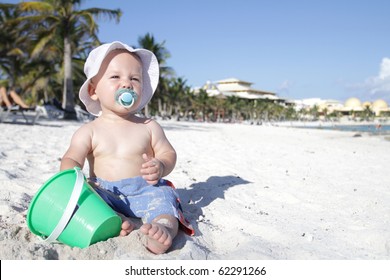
[26,167,121,248]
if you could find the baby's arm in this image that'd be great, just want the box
[140,120,176,184]
[60,124,93,171]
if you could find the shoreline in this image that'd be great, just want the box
[277,122,390,137]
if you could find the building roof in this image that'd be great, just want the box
[372,99,388,110]
[215,78,253,86]
[200,77,278,100]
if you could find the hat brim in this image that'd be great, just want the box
[79,41,159,116]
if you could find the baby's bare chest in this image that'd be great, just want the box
[92,126,152,156]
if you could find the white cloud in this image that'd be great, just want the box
[346,57,390,103]
[363,58,390,99]
[277,80,292,97]
[379,57,390,79]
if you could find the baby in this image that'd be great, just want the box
[60,41,193,254]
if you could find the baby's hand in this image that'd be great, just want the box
[87,179,100,188]
[140,153,164,185]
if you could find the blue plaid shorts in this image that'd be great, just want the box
[90,176,181,223]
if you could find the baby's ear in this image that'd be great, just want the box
[88,82,98,101]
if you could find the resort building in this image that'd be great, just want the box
[292,98,344,113]
[293,97,390,117]
[339,98,390,116]
[339,97,364,113]
[195,78,280,101]
[372,99,390,116]
[194,78,390,118]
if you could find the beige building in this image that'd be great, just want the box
[293,98,344,113]
[292,97,390,117]
[197,78,280,100]
[337,97,390,116]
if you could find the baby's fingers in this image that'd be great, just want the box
[87,179,100,188]
[142,173,159,185]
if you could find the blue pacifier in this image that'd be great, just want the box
[115,88,138,108]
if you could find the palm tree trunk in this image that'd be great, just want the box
[144,104,149,117]
[62,36,77,120]
[158,99,163,116]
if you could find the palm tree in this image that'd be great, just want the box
[309,104,320,121]
[15,0,121,119]
[137,33,173,117]
[137,33,173,78]
[362,105,374,121]
[226,97,240,121]
[167,77,192,119]
[0,3,31,89]
[192,89,211,121]
[0,3,55,105]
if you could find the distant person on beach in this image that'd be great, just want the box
[60,41,193,254]
[0,86,30,109]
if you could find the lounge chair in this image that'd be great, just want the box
[0,105,41,125]
[74,105,94,122]
[36,104,64,120]
[35,103,94,122]
[1,94,95,124]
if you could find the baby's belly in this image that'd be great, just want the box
[89,156,144,181]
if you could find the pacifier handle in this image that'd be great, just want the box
[115,88,138,108]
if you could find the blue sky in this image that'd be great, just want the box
[10,0,390,103]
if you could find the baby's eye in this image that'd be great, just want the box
[110,75,120,79]
[131,77,141,82]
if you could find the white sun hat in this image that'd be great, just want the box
[79,41,159,116]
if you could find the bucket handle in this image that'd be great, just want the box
[43,167,84,243]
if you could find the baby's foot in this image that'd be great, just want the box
[140,223,173,254]
[119,219,135,236]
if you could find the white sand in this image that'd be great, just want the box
[1,119,390,260]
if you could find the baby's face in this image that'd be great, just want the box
[90,50,143,114]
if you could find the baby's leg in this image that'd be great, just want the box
[140,214,179,254]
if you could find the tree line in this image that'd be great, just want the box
[1,0,295,122]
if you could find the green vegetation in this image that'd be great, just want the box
[0,0,295,122]
[1,0,121,119]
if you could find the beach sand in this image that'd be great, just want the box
[1,119,390,260]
